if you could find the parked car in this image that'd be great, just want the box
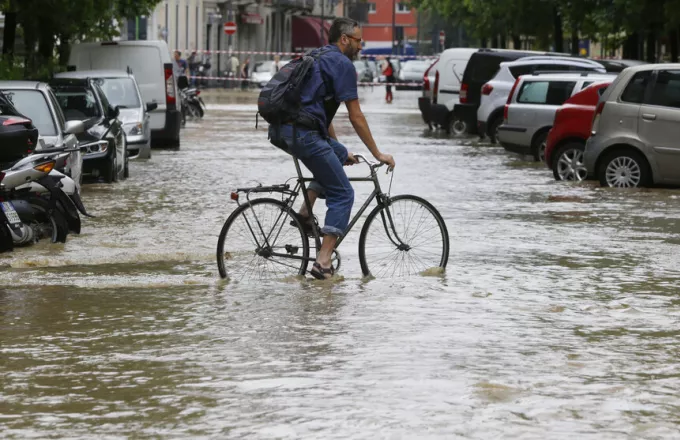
[545,81,611,181]
[0,91,39,169]
[477,56,606,143]
[453,49,583,136]
[55,70,155,160]
[49,77,127,183]
[396,60,429,90]
[0,81,83,187]
[595,59,648,73]
[354,59,374,83]
[584,64,680,188]
[68,40,181,148]
[251,59,291,88]
[498,72,615,161]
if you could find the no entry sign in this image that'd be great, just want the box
[224,22,237,35]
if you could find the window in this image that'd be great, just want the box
[509,65,533,78]
[3,90,58,136]
[94,78,141,108]
[368,2,376,13]
[396,3,409,13]
[620,71,651,104]
[53,86,102,121]
[582,81,593,88]
[598,86,608,97]
[648,70,680,108]
[517,81,576,105]
[467,55,503,83]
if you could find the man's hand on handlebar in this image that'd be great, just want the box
[344,152,359,166]
[376,153,396,171]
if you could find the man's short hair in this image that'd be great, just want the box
[174,50,181,57]
[329,18,359,44]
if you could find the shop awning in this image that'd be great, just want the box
[241,13,263,25]
[292,16,331,50]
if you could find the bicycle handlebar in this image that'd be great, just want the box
[353,153,384,169]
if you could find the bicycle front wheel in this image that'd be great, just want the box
[217,198,310,281]
[359,195,449,277]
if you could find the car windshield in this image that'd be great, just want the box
[2,90,57,136]
[94,77,141,108]
[53,86,101,121]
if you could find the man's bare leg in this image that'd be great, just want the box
[299,189,318,218]
[317,235,337,268]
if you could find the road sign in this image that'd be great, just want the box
[439,30,445,47]
[224,22,237,35]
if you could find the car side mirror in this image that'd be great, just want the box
[109,105,121,119]
[146,102,158,112]
[64,120,85,135]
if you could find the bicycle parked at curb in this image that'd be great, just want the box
[216,154,450,281]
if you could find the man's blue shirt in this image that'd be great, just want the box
[299,45,358,132]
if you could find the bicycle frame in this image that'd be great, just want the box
[234,154,408,264]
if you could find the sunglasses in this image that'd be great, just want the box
[344,34,363,44]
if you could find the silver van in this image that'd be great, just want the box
[498,72,615,161]
[584,64,680,187]
[68,40,181,148]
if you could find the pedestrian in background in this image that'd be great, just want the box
[271,55,282,75]
[382,57,395,103]
[173,51,189,80]
[188,51,198,86]
[241,56,251,90]
[228,53,240,89]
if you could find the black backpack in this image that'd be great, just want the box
[257,48,330,130]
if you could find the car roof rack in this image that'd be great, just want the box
[530,70,606,76]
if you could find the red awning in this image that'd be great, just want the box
[241,13,263,25]
[292,16,331,50]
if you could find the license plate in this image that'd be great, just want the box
[1,202,21,226]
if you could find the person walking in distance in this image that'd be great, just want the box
[267,17,396,280]
[241,56,251,90]
[271,55,282,75]
[382,57,395,103]
[228,53,240,88]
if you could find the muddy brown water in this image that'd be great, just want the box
[2,89,680,438]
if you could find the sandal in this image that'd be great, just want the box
[290,212,317,236]
[310,262,334,280]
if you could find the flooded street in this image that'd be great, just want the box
[3,89,680,438]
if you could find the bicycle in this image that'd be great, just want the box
[216,153,449,281]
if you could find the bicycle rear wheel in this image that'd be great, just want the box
[359,195,449,277]
[217,198,310,281]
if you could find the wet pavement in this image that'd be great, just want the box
[2,89,680,438]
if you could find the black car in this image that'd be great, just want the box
[49,78,127,183]
[453,49,569,135]
[0,91,39,169]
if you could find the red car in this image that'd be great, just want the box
[545,81,611,181]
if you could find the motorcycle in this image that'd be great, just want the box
[178,76,206,125]
[0,145,96,252]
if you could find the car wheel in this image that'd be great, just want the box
[597,149,651,188]
[103,152,117,183]
[488,115,503,144]
[447,117,466,136]
[532,131,549,162]
[552,142,587,181]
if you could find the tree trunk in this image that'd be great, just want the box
[500,34,506,49]
[553,6,564,52]
[571,23,579,55]
[512,34,521,50]
[481,38,488,48]
[646,27,656,62]
[58,35,71,67]
[623,32,639,59]
[491,35,499,48]
[2,11,17,60]
[673,29,680,63]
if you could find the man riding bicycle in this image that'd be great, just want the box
[268,17,396,280]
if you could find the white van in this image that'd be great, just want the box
[418,48,478,132]
[68,40,181,147]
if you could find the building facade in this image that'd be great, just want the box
[361,0,418,46]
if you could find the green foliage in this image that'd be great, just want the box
[1,0,162,77]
